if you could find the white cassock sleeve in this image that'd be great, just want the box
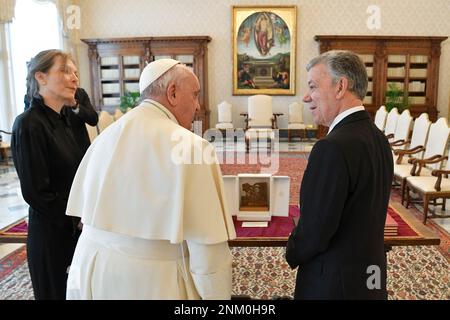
[187,240,232,300]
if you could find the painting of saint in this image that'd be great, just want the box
[234,6,296,95]
[254,12,274,56]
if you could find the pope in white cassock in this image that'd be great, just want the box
[65,59,236,299]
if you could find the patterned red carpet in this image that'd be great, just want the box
[1,243,448,300]
[0,246,26,280]
[390,190,450,260]
[231,245,450,300]
[1,152,449,300]
[0,246,31,300]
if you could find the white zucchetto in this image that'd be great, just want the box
[139,58,180,93]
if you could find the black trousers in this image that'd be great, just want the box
[27,209,80,300]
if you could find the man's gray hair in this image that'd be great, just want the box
[306,50,368,100]
[139,64,191,103]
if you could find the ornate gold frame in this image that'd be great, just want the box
[232,5,297,95]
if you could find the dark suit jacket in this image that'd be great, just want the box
[286,110,393,299]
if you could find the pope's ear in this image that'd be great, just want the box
[167,83,177,105]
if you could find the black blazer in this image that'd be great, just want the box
[286,110,393,299]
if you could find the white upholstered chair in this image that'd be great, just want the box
[85,124,99,143]
[394,117,450,205]
[374,105,388,131]
[113,108,124,121]
[393,113,431,165]
[287,102,306,142]
[245,95,276,151]
[246,95,275,129]
[215,101,234,130]
[389,109,413,150]
[384,107,400,140]
[406,156,450,224]
[97,111,115,133]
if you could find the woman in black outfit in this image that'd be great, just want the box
[11,49,86,299]
[25,87,99,155]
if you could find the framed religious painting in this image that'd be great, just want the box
[232,5,297,95]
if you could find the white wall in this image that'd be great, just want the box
[76,0,450,128]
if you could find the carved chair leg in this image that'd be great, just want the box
[423,194,429,224]
[401,179,407,206]
[442,198,446,211]
[405,184,411,209]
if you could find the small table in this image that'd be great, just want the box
[2,202,440,249]
[228,201,440,249]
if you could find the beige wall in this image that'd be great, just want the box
[76,0,450,128]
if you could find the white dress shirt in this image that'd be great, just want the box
[327,106,365,134]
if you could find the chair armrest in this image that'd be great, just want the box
[0,130,12,135]
[407,157,418,164]
[432,169,450,177]
[432,169,450,191]
[244,117,250,130]
[271,117,278,129]
[394,145,424,156]
[394,145,424,165]
[272,113,283,129]
[411,155,447,176]
[390,139,409,147]
[415,155,447,165]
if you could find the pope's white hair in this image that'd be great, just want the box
[140,64,192,101]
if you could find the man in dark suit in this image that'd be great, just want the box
[286,50,393,299]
